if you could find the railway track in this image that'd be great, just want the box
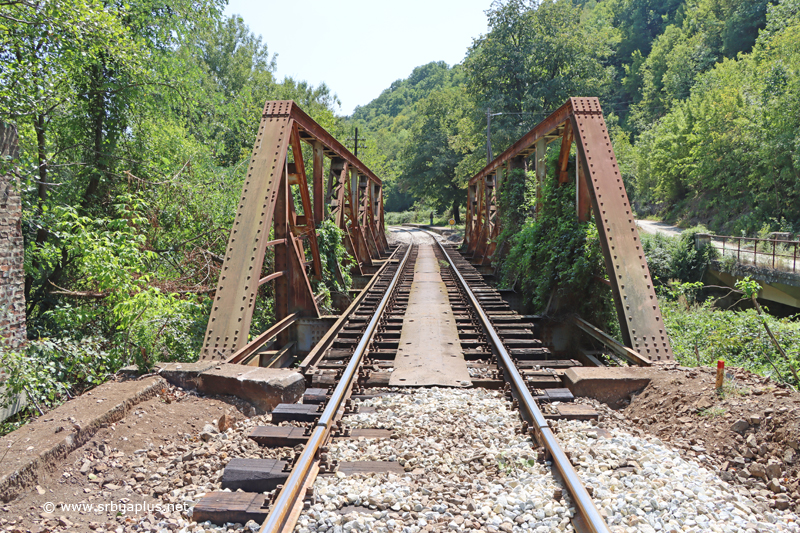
[193,232,610,533]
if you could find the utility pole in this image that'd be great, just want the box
[348,127,366,159]
[486,108,492,164]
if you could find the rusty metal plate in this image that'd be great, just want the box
[201,101,294,360]
[570,97,673,362]
[320,461,406,476]
[389,245,471,387]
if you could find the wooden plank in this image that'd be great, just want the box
[509,347,549,358]
[544,403,599,421]
[192,492,269,525]
[523,373,562,389]
[220,458,288,492]
[324,348,353,359]
[469,379,504,389]
[543,388,575,402]
[312,371,391,388]
[249,426,394,447]
[516,360,580,369]
[463,350,492,360]
[497,329,535,338]
[503,339,546,347]
[303,388,329,404]
[249,426,308,447]
[271,403,321,423]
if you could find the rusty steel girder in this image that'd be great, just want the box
[465,97,673,364]
[201,101,387,361]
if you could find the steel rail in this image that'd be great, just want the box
[259,243,414,533]
[298,244,403,371]
[434,238,612,533]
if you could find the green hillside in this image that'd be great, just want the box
[350,0,800,236]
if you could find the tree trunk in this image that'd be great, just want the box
[26,113,49,304]
[81,62,108,209]
[34,113,48,243]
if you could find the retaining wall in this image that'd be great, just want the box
[0,122,25,348]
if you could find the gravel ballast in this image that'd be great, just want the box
[16,385,799,533]
[291,388,800,533]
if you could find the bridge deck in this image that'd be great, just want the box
[389,244,471,386]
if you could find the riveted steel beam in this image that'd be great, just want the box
[201,101,385,361]
[465,97,673,364]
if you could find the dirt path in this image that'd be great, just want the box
[0,386,256,532]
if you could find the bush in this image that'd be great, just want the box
[0,337,116,413]
[661,298,800,386]
[640,226,718,287]
[25,196,212,372]
[384,211,417,225]
[672,226,719,282]
[497,175,616,331]
[640,232,679,286]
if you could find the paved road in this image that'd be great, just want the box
[635,220,684,238]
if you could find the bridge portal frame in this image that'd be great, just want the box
[465,97,673,363]
[201,101,388,362]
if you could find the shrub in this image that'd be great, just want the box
[497,174,616,331]
[661,298,800,386]
[640,226,718,288]
[0,337,116,413]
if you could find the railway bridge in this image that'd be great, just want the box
[4,98,786,533]
[181,98,670,533]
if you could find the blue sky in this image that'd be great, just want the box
[224,0,493,115]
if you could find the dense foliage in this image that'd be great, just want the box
[497,156,616,332]
[639,231,799,386]
[4,0,800,424]
[633,0,800,233]
[0,0,347,420]
[640,227,719,286]
[352,0,800,236]
[662,299,800,387]
[350,62,471,214]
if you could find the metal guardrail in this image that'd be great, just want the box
[435,239,612,533]
[698,233,800,273]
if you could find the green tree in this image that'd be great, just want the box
[398,87,480,223]
[628,0,772,131]
[464,0,616,152]
[351,62,464,212]
[633,0,800,234]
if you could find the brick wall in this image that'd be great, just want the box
[0,122,26,348]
